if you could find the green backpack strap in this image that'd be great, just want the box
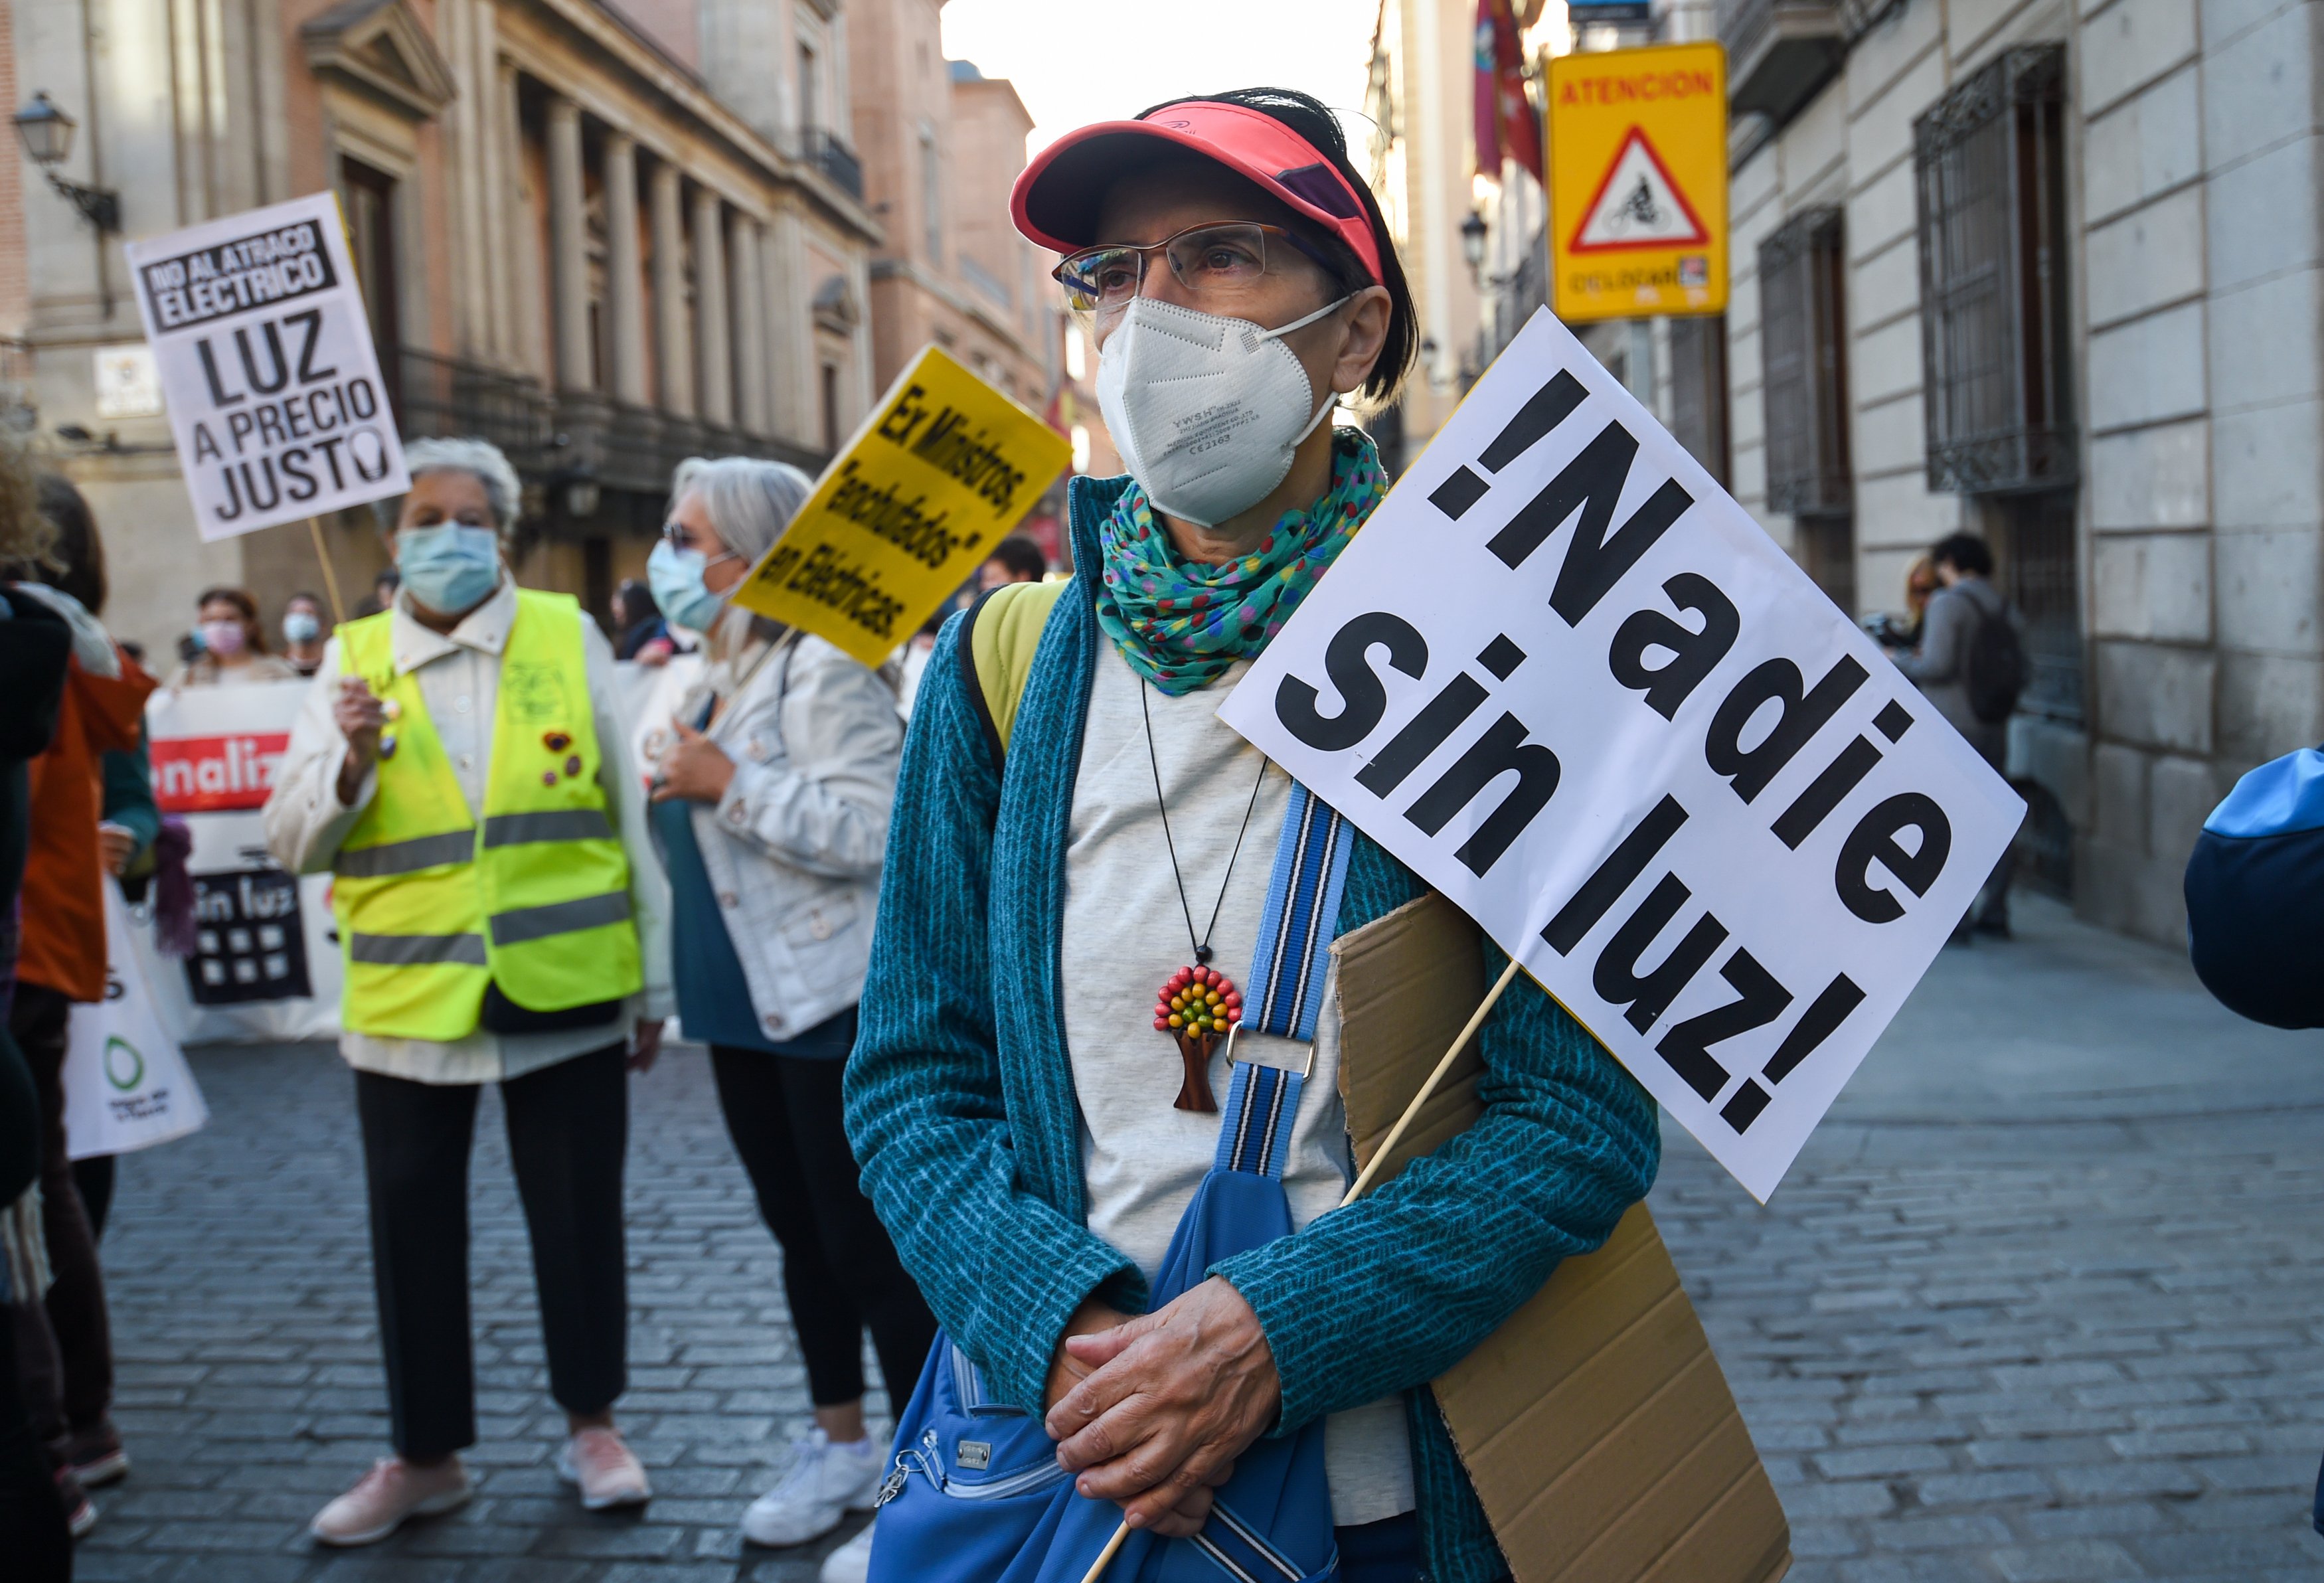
[962,578,1070,760]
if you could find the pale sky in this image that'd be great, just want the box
[939,0,1381,160]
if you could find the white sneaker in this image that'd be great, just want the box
[820,1521,878,1583]
[742,1428,884,1548]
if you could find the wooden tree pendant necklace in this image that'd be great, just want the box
[1140,679,1268,1114]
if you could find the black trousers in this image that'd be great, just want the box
[9,984,112,1434]
[709,1042,936,1410]
[0,1278,68,1581]
[353,1042,629,1460]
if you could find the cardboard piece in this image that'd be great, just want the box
[1332,892,1789,1583]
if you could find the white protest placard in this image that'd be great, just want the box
[124,191,408,540]
[1220,309,2025,1201]
[141,680,343,1044]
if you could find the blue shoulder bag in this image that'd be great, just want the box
[863,784,1353,1583]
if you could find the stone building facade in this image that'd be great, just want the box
[5,0,882,660]
[1363,0,1498,471]
[1709,0,2324,944]
[844,0,1050,412]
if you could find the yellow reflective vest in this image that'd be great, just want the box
[331,590,643,1041]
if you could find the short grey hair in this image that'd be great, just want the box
[671,456,813,566]
[373,436,524,539]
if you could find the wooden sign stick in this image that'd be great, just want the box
[305,517,348,626]
[1075,956,1525,1583]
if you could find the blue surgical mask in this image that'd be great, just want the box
[397,525,502,616]
[647,539,736,635]
[282,611,321,645]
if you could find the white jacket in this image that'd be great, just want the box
[656,631,903,1043]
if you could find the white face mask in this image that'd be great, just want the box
[1095,293,1349,529]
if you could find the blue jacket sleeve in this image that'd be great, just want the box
[845,622,1139,1412]
[100,728,160,865]
[1210,839,1662,1434]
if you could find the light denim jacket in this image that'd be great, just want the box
[667,631,904,1042]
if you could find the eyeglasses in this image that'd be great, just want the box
[662,519,742,568]
[1051,222,1341,317]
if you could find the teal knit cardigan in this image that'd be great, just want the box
[844,475,1662,1583]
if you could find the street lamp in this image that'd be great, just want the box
[13,92,120,233]
[1460,209,1489,279]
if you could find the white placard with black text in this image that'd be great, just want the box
[124,191,408,540]
[1220,309,2025,1201]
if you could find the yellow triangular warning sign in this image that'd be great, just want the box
[1568,128,1708,253]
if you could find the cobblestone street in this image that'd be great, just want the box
[64,894,2324,1582]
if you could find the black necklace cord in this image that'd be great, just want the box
[1139,677,1270,967]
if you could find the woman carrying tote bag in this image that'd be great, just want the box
[844,89,1661,1583]
[642,457,938,1577]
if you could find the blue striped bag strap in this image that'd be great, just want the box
[1214,782,1355,1181]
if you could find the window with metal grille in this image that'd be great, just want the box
[1914,44,2072,494]
[1668,314,1730,489]
[1760,207,1851,518]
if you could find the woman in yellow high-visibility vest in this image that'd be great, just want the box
[264,438,673,1545]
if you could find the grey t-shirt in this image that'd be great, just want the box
[1060,639,1416,1528]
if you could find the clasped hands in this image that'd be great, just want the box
[1042,1277,1280,1540]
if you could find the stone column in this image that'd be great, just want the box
[731,220,768,434]
[604,134,648,405]
[762,207,809,445]
[476,10,511,366]
[546,96,592,391]
[651,162,693,417]
[693,187,733,427]
[499,59,540,376]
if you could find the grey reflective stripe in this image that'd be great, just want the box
[480,809,616,848]
[489,890,633,947]
[347,932,489,967]
[333,831,474,878]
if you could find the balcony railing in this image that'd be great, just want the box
[394,348,555,472]
[548,395,827,499]
[391,349,826,511]
[1717,0,1847,129]
[799,129,864,202]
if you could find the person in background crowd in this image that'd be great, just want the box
[1890,532,2016,940]
[0,439,74,1577]
[1863,552,1938,649]
[847,87,1655,1583]
[167,587,301,688]
[612,579,675,665]
[282,592,329,676]
[976,534,1048,592]
[3,471,157,1541]
[32,478,163,1257]
[263,437,672,1546]
[356,567,402,620]
[642,458,932,1578]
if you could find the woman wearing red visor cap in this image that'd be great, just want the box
[844,88,1655,1583]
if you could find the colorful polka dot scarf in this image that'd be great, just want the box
[1096,428,1386,696]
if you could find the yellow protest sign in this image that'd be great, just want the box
[1546,41,1728,323]
[731,345,1071,666]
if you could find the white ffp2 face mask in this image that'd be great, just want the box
[1096,293,1349,529]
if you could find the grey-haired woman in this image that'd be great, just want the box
[641,457,934,1568]
[264,437,672,1545]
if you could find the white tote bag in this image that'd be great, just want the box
[62,883,211,1160]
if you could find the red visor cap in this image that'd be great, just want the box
[1011,102,1384,287]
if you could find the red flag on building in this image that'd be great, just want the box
[1473,0,1542,183]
